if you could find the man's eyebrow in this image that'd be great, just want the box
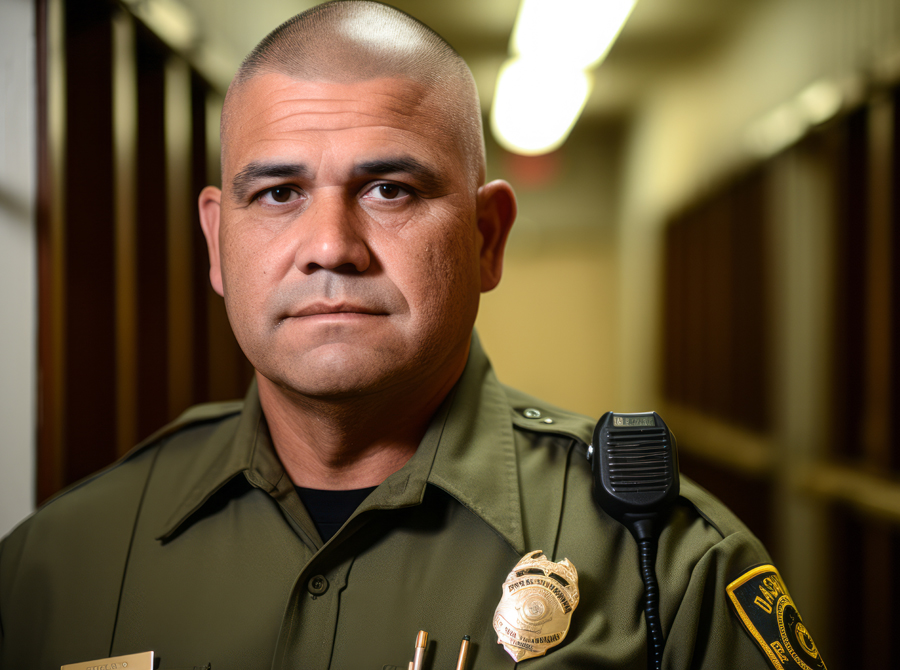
[231,161,310,200]
[352,157,445,191]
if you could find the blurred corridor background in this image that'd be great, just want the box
[3,0,900,666]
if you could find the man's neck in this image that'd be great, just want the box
[256,366,463,490]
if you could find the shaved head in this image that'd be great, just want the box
[223,0,486,184]
[199,0,517,440]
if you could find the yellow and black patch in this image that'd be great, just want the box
[726,565,826,670]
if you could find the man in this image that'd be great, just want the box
[0,2,823,669]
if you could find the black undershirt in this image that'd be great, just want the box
[294,485,378,543]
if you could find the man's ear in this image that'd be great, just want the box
[476,179,517,292]
[198,186,224,297]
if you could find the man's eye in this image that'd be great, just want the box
[367,184,409,201]
[258,187,299,204]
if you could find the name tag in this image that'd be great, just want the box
[62,651,154,670]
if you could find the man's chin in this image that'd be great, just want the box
[256,353,404,402]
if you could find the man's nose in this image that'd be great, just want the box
[294,194,371,274]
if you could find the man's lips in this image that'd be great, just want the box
[288,302,387,318]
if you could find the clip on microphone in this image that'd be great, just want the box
[587,411,679,670]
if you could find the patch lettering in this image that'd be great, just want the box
[726,565,826,670]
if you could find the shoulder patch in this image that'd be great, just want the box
[726,565,827,670]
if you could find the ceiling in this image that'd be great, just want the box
[170,0,766,121]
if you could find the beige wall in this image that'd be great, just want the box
[477,236,620,418]
[475,122,624,418]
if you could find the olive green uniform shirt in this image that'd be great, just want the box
[1,340,774,669]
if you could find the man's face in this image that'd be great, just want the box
[200,73,511,402]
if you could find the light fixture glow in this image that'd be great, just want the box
[491,58,593,155]
[492,0,638,155]
[513,0,639,70]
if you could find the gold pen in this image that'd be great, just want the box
[412,630,428,670]
[455,635,471,670]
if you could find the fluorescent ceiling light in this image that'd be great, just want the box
[513,0,638,70]
[492,0,638,155]
[491,58,593,155]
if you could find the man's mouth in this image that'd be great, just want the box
[289,302,386,318]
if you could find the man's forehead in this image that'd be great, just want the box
[221,72,462,178]
[227,73,440,137]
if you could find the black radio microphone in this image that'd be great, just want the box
[587,411,679,670]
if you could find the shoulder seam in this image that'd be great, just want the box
[501,384,595,445]
[36,403,243,512]
[676,494,726,539]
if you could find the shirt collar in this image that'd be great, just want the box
[157,334,525,553]
[424,335,525,552]
[157,377,282,540]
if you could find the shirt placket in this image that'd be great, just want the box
[272,550,353,670]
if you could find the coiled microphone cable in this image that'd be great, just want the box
[587,412,679,670]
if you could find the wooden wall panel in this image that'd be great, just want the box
[890,85,900,472]
[36,0,66,502]
[112,9,139,457]
[165,57,195,420]
[730,171,768,430]
[134,26,169,443]
[190,74,211,405]
[704,197,733,418]
[863,95,895,469]
[831,110,869,462]
[830,504,900,669]
[36,0,253,502]
[62,2,117,484]
[662,78,900,670]
[662,167,770,432]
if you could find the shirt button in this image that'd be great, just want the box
[308,575,329,596]
[523,408,542,419]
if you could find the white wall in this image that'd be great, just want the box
[0,0,37,537]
